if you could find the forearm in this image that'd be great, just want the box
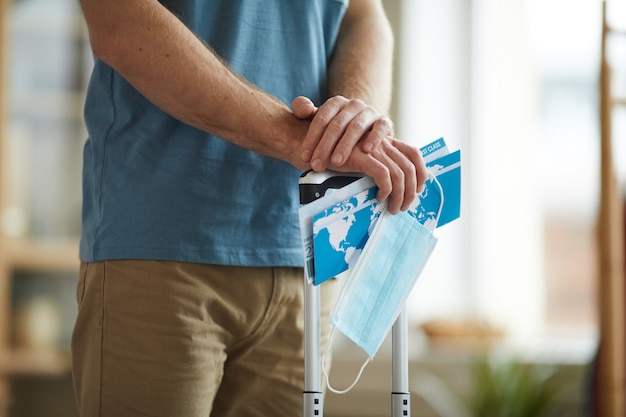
[327,0,394,114]
[80,0,309,168]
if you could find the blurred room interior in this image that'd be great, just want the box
[0,0,624,416]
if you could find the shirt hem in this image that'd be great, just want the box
[80,245,304,268]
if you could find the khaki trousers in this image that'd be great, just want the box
[71,260,336,417]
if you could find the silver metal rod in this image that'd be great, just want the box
[392,308,409,392]
[304,278,321,391]
[303,277,323,417]
[391,307,410,417]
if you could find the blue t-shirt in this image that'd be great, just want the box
[80,0,348,266]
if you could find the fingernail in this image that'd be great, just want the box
[331,153,344,165]
[301,149,311,161]
[363,142,373,153]
[311,158,323,171]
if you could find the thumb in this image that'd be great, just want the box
[292,96,317,120]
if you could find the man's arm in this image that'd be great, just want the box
[80,0,310,169]
[328,0,395,115]
[296,0,427,213]
[297,0,395,171]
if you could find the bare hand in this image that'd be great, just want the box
[292,96,393,172]
[330,136,428,214]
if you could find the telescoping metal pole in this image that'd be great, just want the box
[299,170,364,417]
[392,308,411,417]
[303,279,323,417]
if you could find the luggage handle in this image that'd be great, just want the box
[299,171,411,417]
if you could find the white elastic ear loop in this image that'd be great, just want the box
[319,176,443,394]
[321,327,372,394]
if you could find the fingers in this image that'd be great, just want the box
[293,94,426,214]
[298,96,393,172]
[301,96,355,170]
[339,148,404,214]
[377,152,406,214]
[384,140,420,213]
[389,138,428,193]
[331,138,427,215]
[370,141,412,214]
[358,155,394,206]
[360,116,393,153]
[327,110,393,168]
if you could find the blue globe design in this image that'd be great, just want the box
[312,178,441,284]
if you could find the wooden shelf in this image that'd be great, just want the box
[0,1,86,416]
[0,237,79,273]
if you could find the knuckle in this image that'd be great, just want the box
[312,112,332,127]
[367,130,386,148]
[396,142,421,164]
[327,95,348,107]
[406,145,421,161]
[347,98,366,109]
[348,117,367,133]
[379,116,394,134]
[328,116,349,134]
[373,166,392,187]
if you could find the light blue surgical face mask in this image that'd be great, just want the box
[323,175,443,394]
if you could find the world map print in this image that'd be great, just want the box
[311,177,442,285]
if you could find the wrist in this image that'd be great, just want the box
[276,113,311,171]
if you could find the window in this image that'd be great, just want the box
[393,0,604,357]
